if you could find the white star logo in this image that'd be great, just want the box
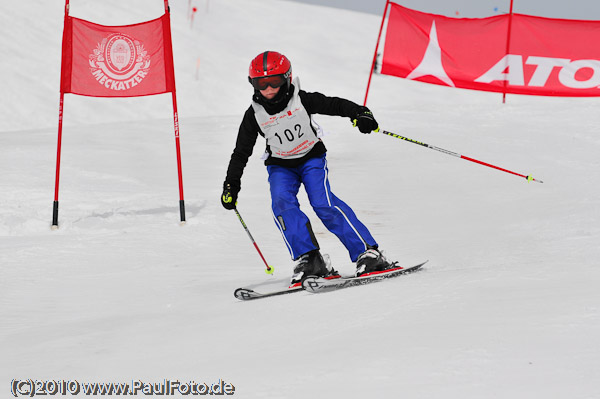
[406,21,455,87]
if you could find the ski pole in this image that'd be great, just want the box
[234,207,275,275]
[374,128,543,183]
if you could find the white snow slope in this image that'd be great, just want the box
[1,1,599,398]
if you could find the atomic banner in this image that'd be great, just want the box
[381,3,600,97]
[60,14,175,97]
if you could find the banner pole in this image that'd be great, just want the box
[52,0,70,230]
[52,94,65,230]
[364,0,390,106]
[502,0,515,104]
[164,0,186,225]
[172,92,186,225]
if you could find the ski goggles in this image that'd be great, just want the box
[249,74,287,91]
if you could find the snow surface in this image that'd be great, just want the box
[2,0,600,398]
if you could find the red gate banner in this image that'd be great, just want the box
[381,3,600,97]
[61,14,175,97]
[52,1,185,229]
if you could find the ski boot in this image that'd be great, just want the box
[290,249,338,286]
[355,247,392,277]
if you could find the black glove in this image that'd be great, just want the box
[353,107,378,134]
[221,181,240,210]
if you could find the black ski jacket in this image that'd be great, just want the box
[224,84,365,191]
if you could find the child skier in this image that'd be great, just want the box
[221,51,391,285]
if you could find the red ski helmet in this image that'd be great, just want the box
[248,51,292,91]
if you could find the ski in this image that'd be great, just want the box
[234,261,427,300]
[234,275,343,301]
[234,284,303,301]
[302,260,428,293]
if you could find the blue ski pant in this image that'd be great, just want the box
[267,154,377,262]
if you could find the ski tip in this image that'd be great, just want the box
[234,288,257,301]
[409,260,429,271]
